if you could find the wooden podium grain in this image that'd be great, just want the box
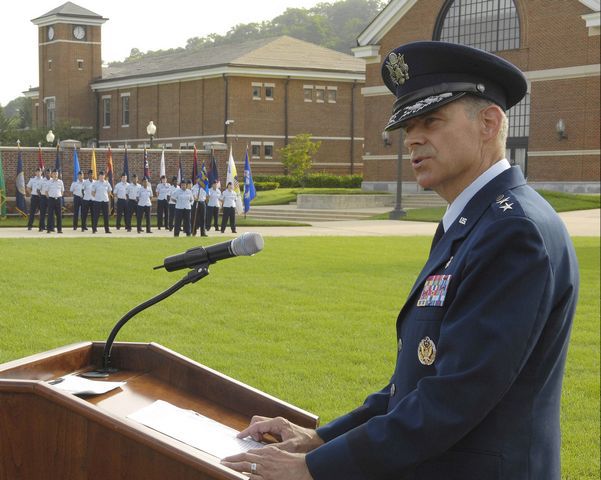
[0,342,319,480]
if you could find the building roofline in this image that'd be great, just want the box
[357,0,418,46]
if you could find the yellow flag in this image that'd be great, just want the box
[91,148,98,180]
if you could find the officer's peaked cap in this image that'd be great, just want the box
[382,41,527,131]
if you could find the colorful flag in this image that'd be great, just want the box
[0,149,6,218]
[176,156,183,185]
[73,147,81,180]
[208,150,219,187]
[91,148,98,180]
[123,145,130,179]
[143,147,150,180]
[226,147,240,194]
[15,147,27,216]
[192,145,199,180]
[106,146,114,188]
[160,148,166,178]
[200,160,209,193]
[38,144,45,169]
[243,149,256,214]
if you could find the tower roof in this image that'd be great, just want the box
[32,2,107,26]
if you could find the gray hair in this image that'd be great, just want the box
[461,95,509,147]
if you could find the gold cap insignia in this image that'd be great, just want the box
[418,336,437,366]
[386,52,410,86]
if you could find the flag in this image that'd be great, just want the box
[176,156,183,185]
[143,147,150,179]
[54,145,61,177]
[106,146,114,188]
[91,148,98,180]
[208,150,219,187]
[15,147,27,216]
[159,148,166,178]
[226,147,240,194]
[123,145,130,179]
[243,149,256,214]
[38,144,45,169]
[192,145,199,180]
[200,160,209,193]
[73,147,81,180]
[0,149,6,218]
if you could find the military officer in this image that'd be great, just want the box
[206,180,221,231]
[113,173,129,230]
[156,175,171,230]
[69,171,85,230]
[222,42,580,480]
[81,170,95,231]
[173,179,194,237]
[136,177,153,234]
[43,169,64,233]
[91,170,112,234]
[38,168,51,232]
[125,174,141,232]
[167,176,179,231]
[26,167,44,230]
[191,178,208,237]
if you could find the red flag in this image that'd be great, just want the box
[38,144,45,169]
[143,147,150,180]
[106,146,114,187]
[192,145,199,181]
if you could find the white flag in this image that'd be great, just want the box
[160,148,166,178]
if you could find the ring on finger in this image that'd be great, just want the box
[250,463,257,474]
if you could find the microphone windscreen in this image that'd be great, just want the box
[231,232,264,257]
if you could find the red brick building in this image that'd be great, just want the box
[353,0,600,193]
[26,2,365,176]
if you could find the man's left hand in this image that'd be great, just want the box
[221,446,313,480]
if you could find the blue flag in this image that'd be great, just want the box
[123,146,130,179]
[73,147,80,180]
[208,152,219,187]
[15,149,27,215]
[243,149,256,214]
[200,161,209,193]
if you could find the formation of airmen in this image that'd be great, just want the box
[26,169,241,236]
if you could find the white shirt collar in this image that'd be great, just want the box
[442,159,511,232]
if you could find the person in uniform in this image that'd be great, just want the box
[125,174,141,232]
[219,182,238,234]
[113,173,129,230]
[191,178,208,237]
[43,169,64,234]
[69,171,85,231]
[81,170,95,232]
[206,180,221,231]
[156,175,171,230]
[168,176,179,231]
[222,41,580,480]
[136,177,153,234]
[91,170,112,234]
[38,168,51,232]
[173,179,194,237]
[26,168,44,230]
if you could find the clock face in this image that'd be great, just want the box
[47,26,55,41]
[73,25,85,40]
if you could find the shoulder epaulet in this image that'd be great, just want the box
[490,191,524,218]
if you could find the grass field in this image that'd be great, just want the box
[0,236,598,479]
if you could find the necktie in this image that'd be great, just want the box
[430,221,445,253]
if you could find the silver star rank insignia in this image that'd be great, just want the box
[500,202,514,212]
[496,196,510,204]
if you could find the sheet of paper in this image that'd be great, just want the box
[128,399,264,459]
[47,375,126,396]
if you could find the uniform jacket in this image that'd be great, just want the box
[306,167,579,480]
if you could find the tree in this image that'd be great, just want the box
[279,134,321,179]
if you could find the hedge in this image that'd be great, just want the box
[253,173,363,188]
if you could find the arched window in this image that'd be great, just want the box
[434,0,521,52]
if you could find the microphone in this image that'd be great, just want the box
[155,232,264,272]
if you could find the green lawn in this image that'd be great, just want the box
[0,237,598,479]
[252,187,385,206]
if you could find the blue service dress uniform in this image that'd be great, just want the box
[305,167,579,480]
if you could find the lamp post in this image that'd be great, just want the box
[224,119,234,146]
[146,121,157,148]
[556,119,568,140]
[388,129,406,219]
[46,130,55,145]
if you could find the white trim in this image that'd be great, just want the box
[39,40,101,46]
[582,12,601,35]
[303,84,314,89]
[263,141,275,146]
[528,149,600,157]
[91,66,364,91]
[352,45,381,59]
[120,92,131,97]
[43,96,56,103]
[251,82,263,87]
[579,0,600,12]
[101,94,112,99]
[263,82,276,87]
[363,154,411,161]
[32,16,107,27]
[525,64,600,82]
[327,86,338,91]
[24,90,39,99]
[357,0,418,46]
[361,85,392,97]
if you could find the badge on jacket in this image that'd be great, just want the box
[417,274,452,307]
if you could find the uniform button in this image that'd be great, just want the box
[390,384,396,397]
[398,338,403,352]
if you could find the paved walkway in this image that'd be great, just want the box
[0,210,598,238]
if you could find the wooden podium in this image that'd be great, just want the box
[0,342,319,479]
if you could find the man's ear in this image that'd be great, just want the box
[479,104,504,141]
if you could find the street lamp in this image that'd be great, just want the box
[224,119,235,145]
[46,130,55,145]
[146,121,157,148]
[389,129,406,220]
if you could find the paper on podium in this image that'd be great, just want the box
[128,400,264,459]
[47,375,126,396]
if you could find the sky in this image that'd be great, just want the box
[0,0,328,106]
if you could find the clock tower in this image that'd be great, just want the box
[32,2,107,131]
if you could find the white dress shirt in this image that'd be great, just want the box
[126,183,141,200]
[169,185,180,204]
[113,181,129,200]
[82,179,95,201]
[207,188,221,207]
[156,182,171,201]
[92,180,112,202]
[137,186,153,207]
[175,189,194,210]
[45,179,65,198]
[220,189,239,208]
[70,180,84,197]
[27,176,44,196]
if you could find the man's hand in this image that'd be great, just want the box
[222,446,313,480]
[237,416,324,453]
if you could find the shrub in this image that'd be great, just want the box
[253,174,363,188]
[254,181,280,191]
